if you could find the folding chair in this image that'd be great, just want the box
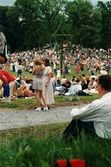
[65,84,82,101]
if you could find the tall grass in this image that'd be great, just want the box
[0,133,111,167]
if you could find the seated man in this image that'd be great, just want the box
[62,74,111,139]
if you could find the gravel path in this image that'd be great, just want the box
[0,104,86,130]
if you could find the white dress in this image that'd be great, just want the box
[43,66,55,105]
[57,69,61,78]
[32,70,45,90]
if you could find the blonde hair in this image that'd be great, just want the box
[34,58,44,65]
[33,58,45,71]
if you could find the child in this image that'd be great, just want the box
[56,68,61,79]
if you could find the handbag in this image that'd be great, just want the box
[3,84,10,97]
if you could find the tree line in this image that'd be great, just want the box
[0,0,111,53]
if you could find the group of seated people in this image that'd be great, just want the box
[53,74,98,96]
[0,72,99,100]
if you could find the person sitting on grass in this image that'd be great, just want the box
[64,80,71,93]
[0,69,16,102]
[62,74,111,139]
[54,79,65,96]
[17,84,34,98]
[17,85,26,97]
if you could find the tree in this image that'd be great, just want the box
[6,0,68,51]
[0,6,10,33]
[7,0,44,51]
[39,0,68,46]
[0,6,13,51]
[66,0,102,48]
[1,0,107,52]
[97,1,111,49]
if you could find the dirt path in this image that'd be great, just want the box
[0,100,91,112]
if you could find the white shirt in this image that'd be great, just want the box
[61,78,67,84]
[71,92,111,138]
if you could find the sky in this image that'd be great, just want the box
[0,0,109,6]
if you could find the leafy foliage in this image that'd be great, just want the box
[97,1,111,49]
[0,0,111,52]
[66,0,102,48]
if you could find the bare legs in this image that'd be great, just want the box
[35,90,47,109]
[35,90,41,108]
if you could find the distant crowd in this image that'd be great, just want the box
[0,44,111,100]
[4,44,111,77]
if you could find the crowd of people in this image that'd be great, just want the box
[0,43,111,105]
[1,64,111,140]
[0,43,111,140]
[1,31,111,140]
[2,43,110,77]
[0,58,55,111]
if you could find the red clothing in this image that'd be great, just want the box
[0,70,15,83]
[75,64,79,73]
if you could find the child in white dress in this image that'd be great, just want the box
[57,68,61,79]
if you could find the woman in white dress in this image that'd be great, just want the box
[42,59,55,108]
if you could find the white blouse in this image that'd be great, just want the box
[71,92,111,138]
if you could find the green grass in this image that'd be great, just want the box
[0,98,37,109]
[0,131,111,167]
[4,63,94,79]
[0,93,100,109]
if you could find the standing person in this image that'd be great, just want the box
[56,68,61,80]
[53,60,57,75]
[80,61,84,72]
[32,58,48,111]
[0,69,16,102]
[0,31,7,64]
[62,74,111,139]
[75,62,79,74]
[106,62,110,74]
[42,58,55,109]
[17,62,23,76]
[14,60,18,73]
[50,70,57,93]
